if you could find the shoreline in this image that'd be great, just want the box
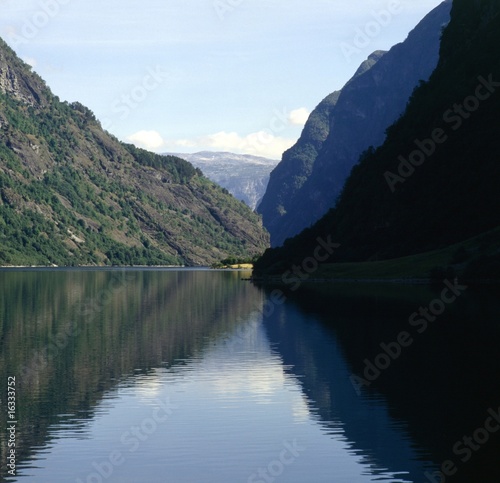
[0,265,189,271]
[0,265,254,272]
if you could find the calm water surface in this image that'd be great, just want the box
[0,270,499,482]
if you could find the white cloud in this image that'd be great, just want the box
[23,57,37,68]
[167,131,295,159]
[127,130,165,151]
[288,107,310,126]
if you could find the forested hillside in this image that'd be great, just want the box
[0,38,269,266]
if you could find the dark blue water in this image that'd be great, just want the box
[0,270,499,482]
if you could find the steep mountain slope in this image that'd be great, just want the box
[167,152,278,210]
[0,38,269,266]
[258,0,452,247]
[256,52,384,245]
[254,0,500,277]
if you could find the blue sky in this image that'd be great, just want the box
[1,0,445,158]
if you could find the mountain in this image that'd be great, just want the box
[166,152,278,210]
[258,0,452,247]
[254,0,500,280]
[0,38,269,266]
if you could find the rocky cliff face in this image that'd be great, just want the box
[258,0,452,247]
[0,43,48,107]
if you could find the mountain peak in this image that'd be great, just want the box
[351,50,387,79]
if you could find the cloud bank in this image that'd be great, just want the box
[168,131,296,159]
[127,130,166,151]
[127,105,311,158]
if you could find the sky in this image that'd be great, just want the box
[0,0,445,159]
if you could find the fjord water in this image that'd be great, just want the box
[1,271,499,482]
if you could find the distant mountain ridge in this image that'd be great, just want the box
[258,0,452,247]
[166,152,278,210]
[0,38,269,266]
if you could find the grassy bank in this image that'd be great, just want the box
[253,226,500,283]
